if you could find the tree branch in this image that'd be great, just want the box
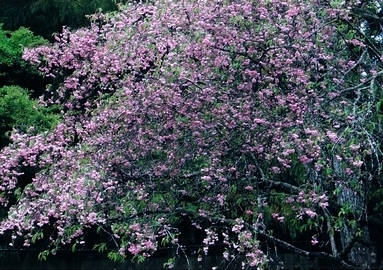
[256,230,354,269]
[108,207,355,268]
[266,180,301,193]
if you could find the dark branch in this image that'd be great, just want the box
[257,231,355,269]
[107,207,355,268]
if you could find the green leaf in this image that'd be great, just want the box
[38,250,49,261]
[161,235,172,246]
[107,250,125,262]
[72,243,77,253]
[163,257,175,269]
[93,242,107,253]
[31,231,44,244]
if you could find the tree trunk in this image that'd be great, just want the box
[337,188,371,268]
[333,157,371,268]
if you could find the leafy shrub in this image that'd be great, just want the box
[0,85,60,147]
[0,25,48,93]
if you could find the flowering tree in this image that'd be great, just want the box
[1,0,383,268]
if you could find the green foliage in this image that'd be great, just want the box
[71,243,77,253]
[0,24,47,64]
[0,85,60,147]
[31,230,44,244]
[93,242,107,253]
[163,257,175,269]
[107,250,125,262]
[0,24,48,91]
[38,250,49,261]
[376,98,383,127]
[0,0,129,39]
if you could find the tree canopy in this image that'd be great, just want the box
[0,85,60,148]
[0,25,48,93]
[0,0,383,268]
[0,0,129,39]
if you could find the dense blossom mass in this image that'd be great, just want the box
[0,0,382,268]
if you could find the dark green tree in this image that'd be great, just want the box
[0,0,128,39]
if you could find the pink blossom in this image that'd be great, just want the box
[129,223,141,232]
[202,37,213,46]
[320,201,329,208]
[245,210,253,215]
[201,175,212,181]
[216,194,225,206]
[305,209,317,218]
[245,185,253,191]
[299,155,312,164]
[128,244,141,256]
[87,212,98,224]
[311,237,318,245]
[352,160,363,167]
[271,167,281,174]
[287,7,300,17]
[286,196,294,203]
[349,144,360,151]
[326,130,338,143]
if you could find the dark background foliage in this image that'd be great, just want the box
[0,0,128,40]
